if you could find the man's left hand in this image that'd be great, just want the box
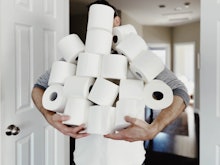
[104,116,157,142]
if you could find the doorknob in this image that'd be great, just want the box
[5,124,20,136]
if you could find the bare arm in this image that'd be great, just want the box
[31,86,89,139]
[104,95,186,141]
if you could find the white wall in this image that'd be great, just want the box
[142,26,171,44]
[120,11,143,37]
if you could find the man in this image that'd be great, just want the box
[32,0,189,164]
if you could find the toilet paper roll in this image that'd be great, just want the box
[127,67,138,79]
[57,34,85,64]
[88,78,119,106]
[62,98,92,126]
[114,99,145,131]
[101,54,128,80]
[85,29,113,55]
[119,79,144,100]
[63,76,95,99]
[42,85,66,113]
[112,24,137,49]
[129,50,165,83]
[115,33,148,62]
[76,53,102,78]
[87,4,114,32]
[48,61,76,86]
[144,80,173,110]
[87,105,116,135]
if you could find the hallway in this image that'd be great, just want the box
[144,106,199,165]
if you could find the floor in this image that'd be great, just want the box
[144,151,199,165]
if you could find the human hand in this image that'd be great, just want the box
[45,111,89,139]
[104,116,158,142]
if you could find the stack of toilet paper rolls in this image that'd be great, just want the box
[42,4,174,135]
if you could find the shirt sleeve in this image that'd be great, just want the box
[155,67,190,106]
[33,58,65,90]
[33,69,51,90]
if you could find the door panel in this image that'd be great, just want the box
[0,0,69,164]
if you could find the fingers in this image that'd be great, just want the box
[124,116,136,124]
[50,113,89,139]
[50,114,149,140]
[104,132,124,140]
[104,130,136,142]
[65,124,89,139]
[125,116,148,128]
[105,117,150,142]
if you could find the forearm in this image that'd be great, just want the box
[31,86,55,121]
[31,86,89,138]
[149,95,186,137]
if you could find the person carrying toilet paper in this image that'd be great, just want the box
[31,1,190,165]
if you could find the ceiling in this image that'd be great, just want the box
[70,0,200,27]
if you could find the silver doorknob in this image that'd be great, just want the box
[5,124,20,136]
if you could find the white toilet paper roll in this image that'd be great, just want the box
[48,61,76,86]
[63,76,95,99]
[144,80,173,110]
[127,67,138,79]
[85,29,112,55]
[101,54,128,80]
[87,105,116,135]
[76,53,102,78]
[114,99,145,131]
[119,79,144,100]
[87,4,114,32]
[88,78,119,106]
[129,50,165,83]
[112,24,137,49]
[115,33,148,62]
[62,98,92,126]
[57,34,85,64]
[42,85,66,113]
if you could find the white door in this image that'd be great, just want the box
[0,0,70,165]
[200,0,220,164]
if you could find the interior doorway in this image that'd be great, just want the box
[174,42,195,105]
[149,47,166,65]
[148,44,171,69]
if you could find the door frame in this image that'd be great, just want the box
[0,0,3,162]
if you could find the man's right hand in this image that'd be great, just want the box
[32,87,89,139]
[45,111,89,139]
